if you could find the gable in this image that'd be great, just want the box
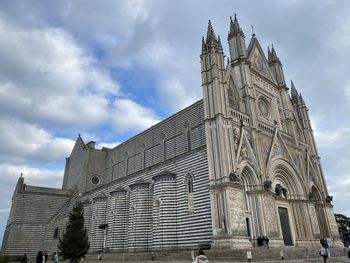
[247,37,276,83]
[236,129,260,172]
[266,129,301,175]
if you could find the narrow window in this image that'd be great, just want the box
[53,227,59,239]
[187,174,194,213]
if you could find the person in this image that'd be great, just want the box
[43,251,48,263]
[36,251,43,263]
[97,253,102,260]
[194,249,208,263]
[319,246,328,263]
[20,253,28,263]
[320,238,328,248]
[257,235,262,247]
[265,236,270,249]
[53,252,59,263]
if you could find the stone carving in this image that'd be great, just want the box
[326,196,333,203]
[241,145,248,159]
[308,192,316,200]
[264,180,272,191]
[229,172,241,183]
[275,184,287,196]
[275,184,283,195]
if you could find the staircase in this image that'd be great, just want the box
[83,246,347,262]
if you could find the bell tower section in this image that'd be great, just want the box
[201,20,251,248]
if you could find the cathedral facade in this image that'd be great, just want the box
[2,16,342,255]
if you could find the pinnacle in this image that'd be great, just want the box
[206,20,218,44]
[228,14,244,40]
[269,44,281,65]
[218,35,223,49]
[267,46,272,61]
[290,80,298,99]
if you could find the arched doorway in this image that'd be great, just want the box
[240,164,260,240]
[271,162,304,246]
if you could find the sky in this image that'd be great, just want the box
[1,0,350,244]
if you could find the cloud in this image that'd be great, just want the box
[0,15,119,129]
[111,99,161,133]
[0,118,75,164]
[0,164,63,208]
[96,142,120,150]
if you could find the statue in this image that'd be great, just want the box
[275,184,283,196]
[263,181,272,191]
[229,172,241,183]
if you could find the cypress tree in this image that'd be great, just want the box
[58,201,90,263]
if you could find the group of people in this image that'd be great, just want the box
[257,235,270,248]
[34,251,58,263]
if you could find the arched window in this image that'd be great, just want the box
[187,174,194,213]
[188,176,193,193]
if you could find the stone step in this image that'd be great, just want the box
[82,247,348,262]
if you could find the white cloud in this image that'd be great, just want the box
[111,99,161,133]
[0,118,75,163]
[96,142,120,149]
[0,15,119,128]
[0,164,63,187]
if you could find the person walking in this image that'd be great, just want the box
[319,245,328,263]
[43,251,48,263]
[265,236,270,249]
[36,251,43,263]
[53,252,59,263]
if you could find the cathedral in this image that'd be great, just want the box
[2,16,342,256]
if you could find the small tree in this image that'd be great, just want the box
[58,201,90,263]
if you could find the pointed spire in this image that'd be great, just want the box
[217,35,223,49]
[269,44,281,65]
[202,36,206,51]
[206,20,218,44]
[290,80,298,100]
[267,46,272,61]
[228,14,244,40]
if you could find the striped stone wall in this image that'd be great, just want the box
[48,147,210,253]
[3,186,71,255]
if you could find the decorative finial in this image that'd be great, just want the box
[251,25,255,36]
[20,173,23,177]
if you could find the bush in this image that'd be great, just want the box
[0,255,9,263]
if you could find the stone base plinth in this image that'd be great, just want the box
[211,235,252,249]
[267,238,284,248]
